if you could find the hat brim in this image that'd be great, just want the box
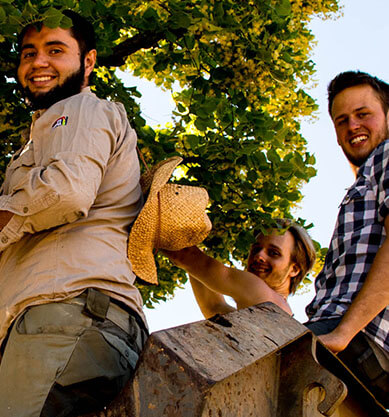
[128,191,160,285]
[140,156,182,196]
[129,156,182,285]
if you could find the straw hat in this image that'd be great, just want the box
[128,156,212,284]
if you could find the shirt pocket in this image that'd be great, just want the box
[338,183,375,234]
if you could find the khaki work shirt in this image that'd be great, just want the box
[0,88,146,346]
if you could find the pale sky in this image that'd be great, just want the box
[120,0,389,332]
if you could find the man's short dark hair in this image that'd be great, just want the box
[62,10,96,55]
[18,10,96,56]
[328,71,389,116]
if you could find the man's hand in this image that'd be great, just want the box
[0,210,13,231]
[161,247,197,269]
[319,215,389,355]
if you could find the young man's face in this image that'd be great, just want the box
[17,25,96,110]
[331,84,389,171]
[247,230,299,295]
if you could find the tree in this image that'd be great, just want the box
[0,0,340,307]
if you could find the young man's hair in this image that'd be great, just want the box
[286,222,316,294]
[255,219,316,295]
[328,71,389,116]
[18,9,96,56]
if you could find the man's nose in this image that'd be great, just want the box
[348,116,361,131]
[254,249,266,262]
[31,51,49,67]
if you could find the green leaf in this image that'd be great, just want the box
[165,30,177,43]
[187,134,199,148]
[177,103,186,113]
[43,15,63,29]
[275,0,292,17]
[267,149,281,165]
[184,34,195,50]
[286,191,300,202]
[153,57,169,73]
[79,0,94,16]
[170,11,191,29]
[194,118,209,131]
[23,1,39,17]
[247,169,258,183]
[0,7,5,23]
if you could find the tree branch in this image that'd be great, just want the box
[98,28,187,67]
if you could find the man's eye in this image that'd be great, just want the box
[22,51,36,59]
[358,112,369,118]
[269,250,280,257]
[50,48,63,55]
[251,246,261,255]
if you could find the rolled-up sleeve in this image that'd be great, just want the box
[0,92,121,251]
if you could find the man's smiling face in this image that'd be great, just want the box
[17,25,95,110]
[247,230,299,295]
[331,84,389,171]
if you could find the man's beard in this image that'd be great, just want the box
[21,60,85,111]
[346,122,389,168]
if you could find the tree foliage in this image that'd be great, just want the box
[0,0,339,307]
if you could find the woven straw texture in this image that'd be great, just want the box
[128,157,211,284]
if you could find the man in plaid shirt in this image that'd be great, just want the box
[305,71,389,406]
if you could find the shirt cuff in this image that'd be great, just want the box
[0,191,59,216]
[0,215,25,252]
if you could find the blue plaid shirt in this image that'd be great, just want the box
[306,140,389,352]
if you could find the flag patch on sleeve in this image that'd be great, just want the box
[52,116,68,129]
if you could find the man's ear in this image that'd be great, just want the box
[386,110,389,131]
[290,263,300,278]
[83,49,97,83]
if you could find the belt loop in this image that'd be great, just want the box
[83,288,110,321]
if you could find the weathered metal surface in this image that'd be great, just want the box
[201,353,280,417]
[84,302,365,417]
[314,340,389,417]
[131,302,309,416]
[278,334,347,417]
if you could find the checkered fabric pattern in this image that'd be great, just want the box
[306,140,389,352]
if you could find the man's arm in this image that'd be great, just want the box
[164,246,291,314]
[319,215,389,352]
[0,98,130,252]
[189,275,236,319]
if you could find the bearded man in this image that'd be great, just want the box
[0,10,148,417]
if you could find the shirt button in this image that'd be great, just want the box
[125,350,129,358]
[23,207,28,213]
[1,236,8,244]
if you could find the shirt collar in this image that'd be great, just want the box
[357,139,389,178]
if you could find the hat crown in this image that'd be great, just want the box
[128,157,212,284]
[156,183,211,251]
